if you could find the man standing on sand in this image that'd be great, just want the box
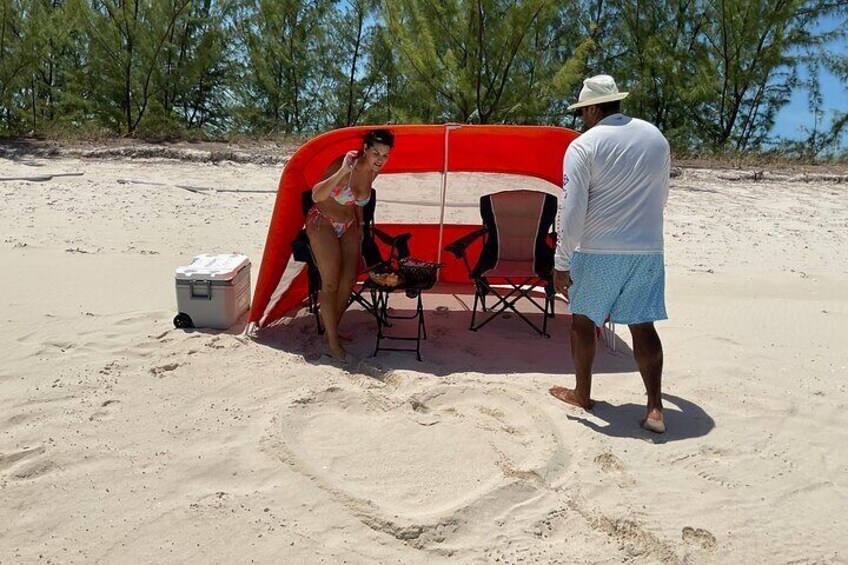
[549,74,670,433]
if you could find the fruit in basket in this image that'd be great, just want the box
[369,271,400,287]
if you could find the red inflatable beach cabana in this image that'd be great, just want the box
[249,124,579,330]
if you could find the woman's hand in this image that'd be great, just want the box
[342,150,360,170]
[313,152,358,201]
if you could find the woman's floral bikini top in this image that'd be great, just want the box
[330,177,371,207]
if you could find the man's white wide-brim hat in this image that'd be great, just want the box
[567,74,629,111]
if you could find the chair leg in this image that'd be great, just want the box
[416,293,424,361]
[470,278,550,337]
[470,288,480,331]
[421,296,428,341]
[373,290,386,357]
[310,290,324,335]
[371,289,427,361]
[306,269,324,335]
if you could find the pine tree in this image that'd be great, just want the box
[384,0,586,125]
[154,0,232,133]
[79,0,192,135]
[231,0,334,134]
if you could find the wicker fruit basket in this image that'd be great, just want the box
[397,258,443,290]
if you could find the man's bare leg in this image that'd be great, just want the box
[550,314,596,409]
[630,322,664,432]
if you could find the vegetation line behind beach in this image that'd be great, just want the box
[1,1,846,161]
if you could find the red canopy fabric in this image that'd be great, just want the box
[250,124,579,328]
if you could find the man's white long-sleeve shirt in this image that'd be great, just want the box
[555,113,670,271]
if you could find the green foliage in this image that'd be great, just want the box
[152,0,233,132]
[81,0,195,134]
[230,0,335,134]
[1,0,81,131]
[609,0,706,148]
[312,0,391,128]
[385,0,585,124]
[778,4,848,159]
[686,0,811,151]
[0,0,844,158]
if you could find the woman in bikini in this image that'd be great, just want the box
[308,129,394,360]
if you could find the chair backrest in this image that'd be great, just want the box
[300,189,315,217]
[474,190,557,278]
[359,189,382,267]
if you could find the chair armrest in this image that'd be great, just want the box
[372,227,412,259]
[445,227,487,258]
[372,227,411,246]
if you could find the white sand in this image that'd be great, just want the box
[1,152,847,564]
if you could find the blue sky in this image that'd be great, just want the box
[771,14,847,147]
[772,63,847,145]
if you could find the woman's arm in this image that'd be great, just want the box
[312,151,359,202]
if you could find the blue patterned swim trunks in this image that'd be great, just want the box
[568,252,667,327]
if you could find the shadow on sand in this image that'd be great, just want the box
[252,294,638,378]
[199,295,715,441]
[566,394,715,443]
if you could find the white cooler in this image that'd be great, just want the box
[174,254,251,329]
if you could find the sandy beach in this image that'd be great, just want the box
[1,145,846,564]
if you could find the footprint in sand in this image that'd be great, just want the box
[89,399,121,421]
[0,445,55,482]
[594,451,626,472]
[670,445,757,489]
[682,526,717,550]
[150,362,180,376]
[0,446,46,472]
[205,336,226,349]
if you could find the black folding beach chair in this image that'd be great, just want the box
[445,189,558,337]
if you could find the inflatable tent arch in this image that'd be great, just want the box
[249,123,580,330]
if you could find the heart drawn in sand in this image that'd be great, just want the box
[267,385,571,524]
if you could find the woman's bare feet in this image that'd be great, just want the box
[323,331,352,343]
[548,386,595,410]
[327,341,347,361]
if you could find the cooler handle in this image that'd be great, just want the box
[190,281,213,300]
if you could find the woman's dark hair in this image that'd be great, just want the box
[364,128,395,148]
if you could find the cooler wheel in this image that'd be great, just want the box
[173,313,193,328]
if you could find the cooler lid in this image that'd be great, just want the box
[175,253,250,281]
